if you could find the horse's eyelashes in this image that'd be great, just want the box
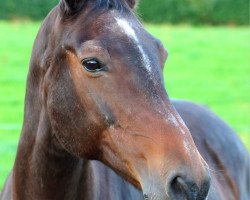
[82,58,104,73]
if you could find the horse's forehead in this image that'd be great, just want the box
[103,13,153,73]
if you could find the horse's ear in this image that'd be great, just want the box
[59,0,87,15]
[125,0,138,9]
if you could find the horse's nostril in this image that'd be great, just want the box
[171,177,198,199]
[143,194,149,200]
[169,176,210,200]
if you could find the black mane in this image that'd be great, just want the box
[93,0,128,12]
[59,0,129,17]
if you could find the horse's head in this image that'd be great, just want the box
[30,0,210,199]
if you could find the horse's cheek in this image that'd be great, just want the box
[46,81,102,157]
[44,76,78,151]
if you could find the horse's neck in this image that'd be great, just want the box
[12,108,90,200]
[11,105,143,199]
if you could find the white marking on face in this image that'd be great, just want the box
[175,114,188,134]
[115,17,189,136]
[115,18,151,72]
[162,112,184,133]
[183,140,191,153]
[183,140,197,157]
[167,113,178,127]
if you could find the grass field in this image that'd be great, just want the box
[0,21,249,190]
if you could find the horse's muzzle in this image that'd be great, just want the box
[169,174,211,200]
[143,171,211,200]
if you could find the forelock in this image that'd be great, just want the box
[93,0,129,12]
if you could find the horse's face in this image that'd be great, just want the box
[45,0,210,199]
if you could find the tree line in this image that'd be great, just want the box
[0,0,248,25]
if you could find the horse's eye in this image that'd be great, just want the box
[82,58,103,72]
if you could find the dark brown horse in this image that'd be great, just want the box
[0,0,249,199]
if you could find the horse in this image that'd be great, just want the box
[0,0,249,199]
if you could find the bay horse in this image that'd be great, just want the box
[1,0,249,199]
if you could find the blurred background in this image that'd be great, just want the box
[0,0,249,190]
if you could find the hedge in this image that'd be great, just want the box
[137,0,249,24]
[0,0,248,24]
[0,0,58,20]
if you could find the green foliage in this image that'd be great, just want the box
[0,0,58,20]
[0,0,248,24]
[137,0,249,24]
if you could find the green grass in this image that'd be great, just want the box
[0,21,249,190]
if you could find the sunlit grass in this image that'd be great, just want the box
[0,21,249,190]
